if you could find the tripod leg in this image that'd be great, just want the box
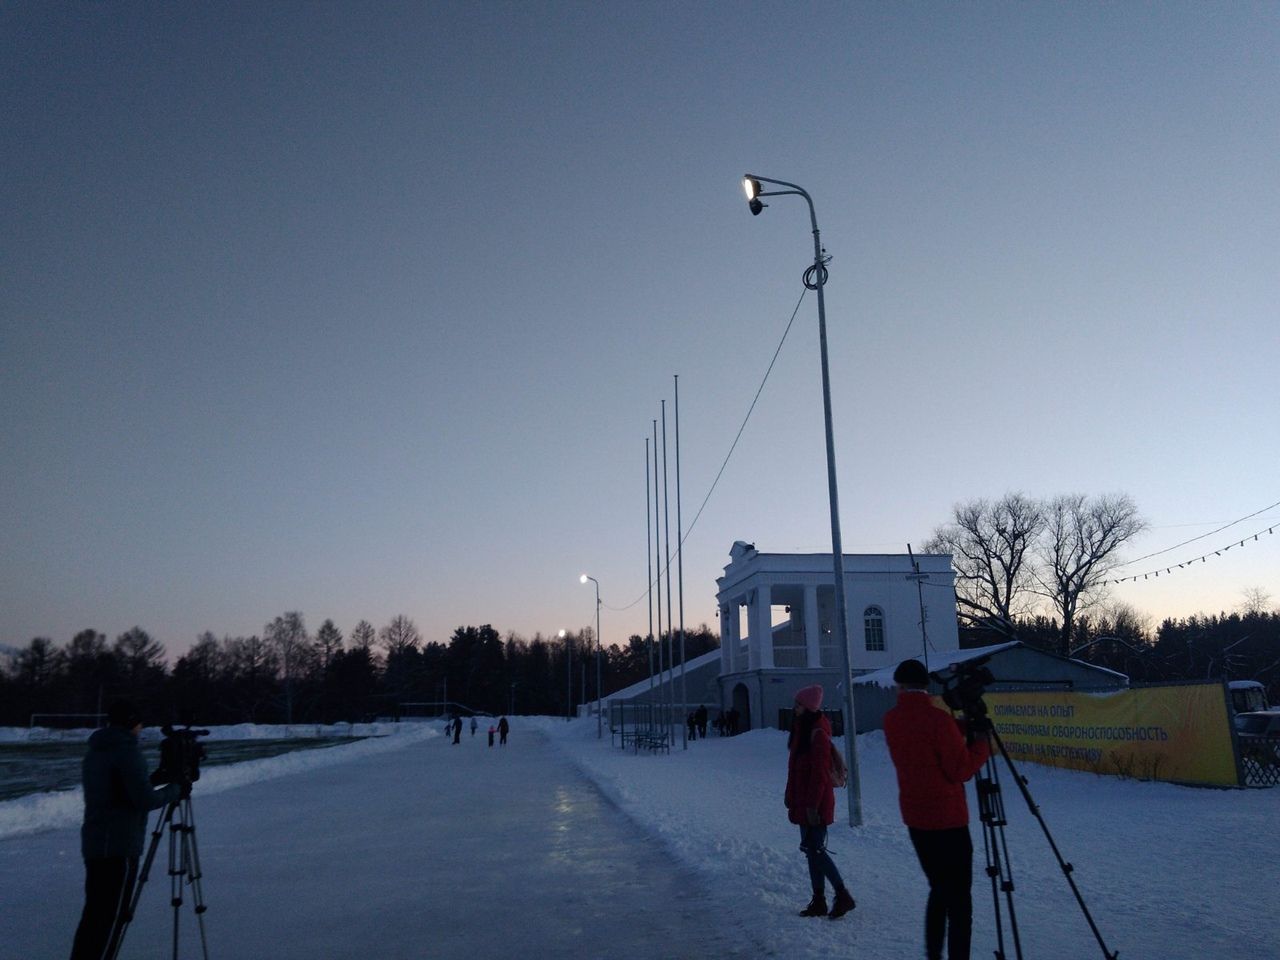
[180,797,212,960]
[107,800,176,960]
[989,730,1119,960]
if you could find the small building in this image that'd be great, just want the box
[714,541,961,733]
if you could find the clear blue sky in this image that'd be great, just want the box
[3,2,1277,657]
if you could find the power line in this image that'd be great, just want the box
[1113,498,1280,568]
[603,288,809,613]
[1105,524,1277,585]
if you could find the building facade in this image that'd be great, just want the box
[715,540,960,732]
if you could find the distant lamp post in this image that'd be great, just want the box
[741,172,863,827]
[580,574,603,738]
[559,629,570,722]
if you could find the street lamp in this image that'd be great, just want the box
[580,574,603,738]
[559,629,570,722]
[741,173,863,827]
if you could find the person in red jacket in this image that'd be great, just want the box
[784,684,856,919]
[884,659,991,960]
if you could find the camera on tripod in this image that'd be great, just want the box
[152,724,210,787]
[930,655,995,738]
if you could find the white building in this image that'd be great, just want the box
[715,540,959,732]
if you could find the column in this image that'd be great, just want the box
[754,583,773,669]
[719,604,734,675]
[804,583,821,668]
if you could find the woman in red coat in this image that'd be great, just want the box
[784,684,856,919]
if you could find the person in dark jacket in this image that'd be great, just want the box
[70,699,182,960]
[497,716,509,746]
[784,684,856,919]
[883,659,991,960]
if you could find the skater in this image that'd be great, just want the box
[784,684,855,920]
[497,716,509,746]
[470,716,478,737]
[884,659,990,960]
[695,704,708,739]
[69,699,184,960]
[687,712,697,741]
[452,714,462,745]
[488,724,496,747]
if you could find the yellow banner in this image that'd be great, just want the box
[975,683,1240,787]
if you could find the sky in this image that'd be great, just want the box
[3,2,1278,659]
[3,717,1278,958]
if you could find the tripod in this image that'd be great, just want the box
[974,728,1117,960]
[110,794,210,960]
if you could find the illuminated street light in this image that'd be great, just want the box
[580,574,603,738]
[740,172,863,826]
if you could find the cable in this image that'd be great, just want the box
[1112,498,1280,568]
[602,288,810,613]
[1105,524,1276,585]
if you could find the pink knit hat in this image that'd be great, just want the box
[794,684,823,712]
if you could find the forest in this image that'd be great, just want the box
[0,615,722,727]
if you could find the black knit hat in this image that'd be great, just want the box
[893,659,930,686]
[106,698,141,728]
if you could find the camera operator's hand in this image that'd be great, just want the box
[968,715,993,736]
[179,779,193,800]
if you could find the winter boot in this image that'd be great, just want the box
[798,894,828,917]
[828,888,856,919]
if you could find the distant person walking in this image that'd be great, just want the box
[884,659,990,960]
[687,712,697,741]
[695,704,708,739]
[69,699,183,960]
[470,716,478,737]
[488,725,496,747]
[452,715,462,745]
[784,685,855,920]
[497,716,510,746]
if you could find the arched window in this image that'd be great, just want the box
[863,606,885,652]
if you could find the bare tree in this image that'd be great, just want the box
[349,620,376,651]
[265,612,312,723]
[379,615,421,657]
[1240,585,1274,617]
[314,619,344,670]
[1036,493,1146,655]
[925,492,1044,634]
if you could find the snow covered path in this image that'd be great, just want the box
[0,729,764,960]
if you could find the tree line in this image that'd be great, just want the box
[0,614,721,728]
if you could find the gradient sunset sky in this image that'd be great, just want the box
[3,2,1277,656]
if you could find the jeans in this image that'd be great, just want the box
[909,826,973,960]
[799,824,845,897]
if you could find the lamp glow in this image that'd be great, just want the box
[743,177,760,200]
[579,574,588,584]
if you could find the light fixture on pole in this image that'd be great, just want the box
[559,629,570,722]
[741,172,864,826]
[580,574,603,738]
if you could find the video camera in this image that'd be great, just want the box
[930,655,995,739]
[151,724,210,786]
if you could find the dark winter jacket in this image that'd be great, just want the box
[784,713,836,826]
[883,691,989,830]
[80,726,180,859]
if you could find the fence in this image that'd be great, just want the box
[1238,736,1280,787]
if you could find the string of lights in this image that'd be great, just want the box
[1112,497,1280,568]
[1104,524,1277,585]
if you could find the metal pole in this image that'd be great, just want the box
[566,634,572,721]
[646,439,655,698]
[595,586,602,738]
[675,374,688,749]
[810,202,863,827]
[661,399,676,746]
[652,418,665,735]
[907,542,930,668]
[743,173,863,826]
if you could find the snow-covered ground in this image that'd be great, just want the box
[1,717,1274,959]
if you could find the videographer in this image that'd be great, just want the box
[70,699,184,960]
[884,660,991,960]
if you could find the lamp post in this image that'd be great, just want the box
[580,574,603,738]
[741,173,863,826]
[559,629,570,722]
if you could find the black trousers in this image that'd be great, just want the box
[69,856,138,960]
[908,826,973,960]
